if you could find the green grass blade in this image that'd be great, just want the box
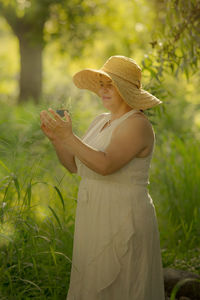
[48,205,62,230]
[0,160,10,172]
[54,186,65,211]
[50,246,57,266]
[54,251,72,264]
[19,278,42,292]
[27,183,32,207]
[12,174,20,201]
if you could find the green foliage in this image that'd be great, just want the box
[0,185,74,298]
[0,0,108,103]
[0,0,101,53]
[150,132,200,251]
[44,0,102,56]
[0,17,19,99]
[0,102,79,298]
[143,0,200,81]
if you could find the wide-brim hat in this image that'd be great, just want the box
[73,55,162,110]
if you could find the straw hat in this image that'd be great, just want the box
[73,55,162,110]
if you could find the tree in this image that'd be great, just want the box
[142,0,200,81]
[0,0,98,104]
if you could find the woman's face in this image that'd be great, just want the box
[98,77,125,110]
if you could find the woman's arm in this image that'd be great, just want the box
[51,113,104,173]
[40,111,105,174]
[41,109,152,176]
[40,120,78,173]
[60,116,149,175]
[51,140,77,173]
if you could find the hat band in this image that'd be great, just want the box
[101,68,141,89]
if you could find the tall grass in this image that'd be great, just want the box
[0,172,78,298]
[0,100,81,299]
[149,131,200,272]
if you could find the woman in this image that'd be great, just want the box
[40,55,165,300]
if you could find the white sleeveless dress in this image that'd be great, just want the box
[66,109,165,300]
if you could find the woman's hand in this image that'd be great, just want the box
[40,108,73,143]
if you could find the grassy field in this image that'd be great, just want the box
[0,100,199,299]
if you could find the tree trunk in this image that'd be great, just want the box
[18,37,43,104]
[0,4,46,104]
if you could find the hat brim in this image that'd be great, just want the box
[73,69,112,94]
[73,69,162,110]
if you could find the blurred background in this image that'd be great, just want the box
[0,0,199,298]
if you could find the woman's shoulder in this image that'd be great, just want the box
[126,111,152,126]
[119,111,155,140]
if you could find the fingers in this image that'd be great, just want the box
[47,108,71,124]
[40,111,46,123]
[40,108,71,131]
[48,108,63,121]
[40,110,49,123]
[40,123,47,132]
[64,110,71,121]
[40,110,56,129]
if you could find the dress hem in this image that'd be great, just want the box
[66,209,136,299]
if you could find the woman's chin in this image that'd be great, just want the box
[102,101,112,109]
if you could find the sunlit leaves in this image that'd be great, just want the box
[144,0,200,81]
[0,0,101,56]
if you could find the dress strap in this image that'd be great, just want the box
[106,109,141,128]
[112,109,140,124]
